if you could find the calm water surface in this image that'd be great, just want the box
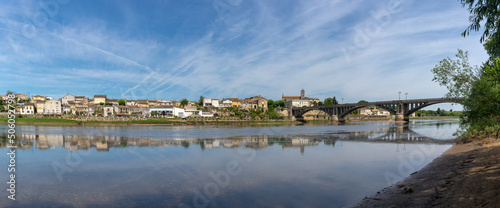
[0,119,459,208]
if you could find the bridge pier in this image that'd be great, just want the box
[395,113,409,124]
[330,115,345,123]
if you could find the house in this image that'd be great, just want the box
[149,105,186,117]
[117,106,130,116]
[128,105,142,115]
[358,107,391,116]
[227,98,241,108]
[126,100,137,106]
[103,106,114,117]
[45,99,61,114]
[220,99,233,108]
[61,94,75,105]
[75,105,89,115]
[137,100,149,108]
[32,95,46,102]
[184,106,202,116]
[171,100,181,107]
[243,95,268,110]
[74,96,88,105]
[62,104,71,114]
[35,100,46,114]
[20,103,35,115]
[67,101,76,114]
[15,93,29,102]
[0,95,6,101]
[108,99,119,106]
[93,95,107,104]
[148,100,158,107]
[282,89,319,108]
[203,98,219,107]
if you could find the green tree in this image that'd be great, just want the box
[461,58,500,131]
[358,100,368,103]
[199,96,204,106]
[6,90,13,95]
[324,97,339,105]
[431,49,478,98]
[180,99,189,107]
[267,99,274,108]
[100,102,104,105]
[118,99,126,106]
[461,0,500,44]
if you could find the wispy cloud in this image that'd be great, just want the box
[0,0,488,110]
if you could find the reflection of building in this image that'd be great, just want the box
[282,138,319,155]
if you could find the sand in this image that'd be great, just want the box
[354,137,500,208]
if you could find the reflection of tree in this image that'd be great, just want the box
[181,140,190,149]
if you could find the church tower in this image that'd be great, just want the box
[300,89,305,99]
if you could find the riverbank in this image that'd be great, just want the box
[355,137,500,207]
[0,117,304,126]
[0,116,459,126]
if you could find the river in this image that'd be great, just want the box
[0,119,459,208]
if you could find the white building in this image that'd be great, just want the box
[220,99,232,108]
[61,94,75,105]
[203,98,219,107]
[150,106,186,117]
[45,100,61,114]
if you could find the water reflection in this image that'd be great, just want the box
[0,126,453,154]
[0,120,458,208]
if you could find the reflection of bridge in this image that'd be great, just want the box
[289,98,462,123]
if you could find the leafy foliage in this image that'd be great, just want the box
[199,96,204,106]
[323,97,338,105]
[431,49,478,98]
[118,99,126,106]
[180,99,189,107]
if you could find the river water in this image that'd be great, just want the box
[0,119,459,208]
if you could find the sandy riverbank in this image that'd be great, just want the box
[354,137,500,207]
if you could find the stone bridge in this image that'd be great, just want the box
[289,98,462,123]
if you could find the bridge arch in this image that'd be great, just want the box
[338,104,397,118]
[404,99,462,116]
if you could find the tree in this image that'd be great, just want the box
[199,96,204,106]
[431,49,478,98]
[358,100,368,103]
[6,90,13,95]
[461,0,500,44]
[461,58,500,131]
[118,99,126,106]
[100,102,104,105]
[180,99,189,107]
[324,97,339,105]
[267,99,274,108]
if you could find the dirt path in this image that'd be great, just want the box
[354,138,500,208]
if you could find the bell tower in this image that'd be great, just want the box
[300,89,305,99]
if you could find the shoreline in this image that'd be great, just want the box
[0,116,459,127]
[354,137,500,207]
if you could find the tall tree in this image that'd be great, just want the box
[180,99,189,107]
[199,96,204,106]
[431,49,478,98]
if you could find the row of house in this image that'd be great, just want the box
[2,93,273,117]
[2,89,325,117]
[202,95,268,110]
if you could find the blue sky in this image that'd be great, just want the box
[0,0,488,109]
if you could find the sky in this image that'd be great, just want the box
[0,0,489,110]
